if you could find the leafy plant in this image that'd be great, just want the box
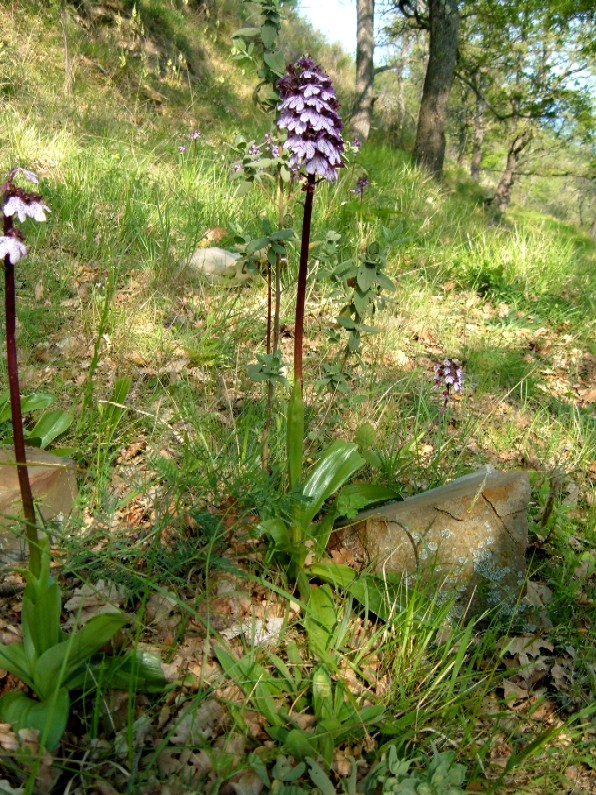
[0,390,73,450]
[335,242,396,356]
[0,537,165,750]
[365,746,468,795]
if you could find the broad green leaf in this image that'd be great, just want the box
[311,664,334,722]
[300,441,364,527]
[67,649,167,694]
[231,27,261,38]
[0,642,34,688]
[236,180,254,197]
[0,392,55,424]
[34,613,127,699]
[0,688,69,751]
[287,381,304,490]
[283,728,318,762]
[260,21,278,49]
[306,562,399,620]
[376,272,396,292]
[336,483,398,519]
[25,409,73,449]
[22,580,62,658]
[307,757,336,795]
[304,586,337,659]
[258,517,291,551]
[263,49,286,76]
[357,265,376,292]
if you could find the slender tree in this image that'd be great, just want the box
[351,0,376,141]
[390,1,460,178]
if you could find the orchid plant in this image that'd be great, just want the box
[1,169,164,751]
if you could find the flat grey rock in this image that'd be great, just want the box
[0,446,77,564]
[333,466,530,616]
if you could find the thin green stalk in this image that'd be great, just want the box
[3,215,40,577]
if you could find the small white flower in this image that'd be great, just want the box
[15,168,40,184]
[3,195,50,223]
[0,235,27,263]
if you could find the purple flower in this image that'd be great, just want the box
[190,129,200,140]
[277,56,345,183]
[433,358,464,411]
[0,231,27,264]
[178,145,187,154]
[353,175,369,196]
[248,143,261,156]
[351,136,362,153]
[3,193,50,223]
[232,162,243,174]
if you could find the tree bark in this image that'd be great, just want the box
[470,95,485,180]
[413,0,460,178]
[351,0,375,141]
[490,128,533,212]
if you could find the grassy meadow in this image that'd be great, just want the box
[0,2,594,793]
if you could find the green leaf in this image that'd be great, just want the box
[311,663,334,721]
[336,484,397,519]
[376,272,396,292]
[214,646,284,728]
[232,27,261,39]
[25,409,73,449]
[0,643,34,688]
[22,579,62,659]
[259,517,291,551]
[307,757,336,794]
[263,49,286,76]
[305,588,337,659]
[283,728,318,762]
[67,649,167,693]
[287,381,304,490]
[260,21,278,49]
[300,440,365,527]
[237,178,254,196]
[357,265,376,292]
[34,613,127,699]
[0,689,70,751]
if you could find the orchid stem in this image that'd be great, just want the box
[294,174,316,387]
[3,216,41,578]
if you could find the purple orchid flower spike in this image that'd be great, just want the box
[434,358,464,411]
[277,56,345,184]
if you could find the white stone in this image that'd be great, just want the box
[187,247,252,283]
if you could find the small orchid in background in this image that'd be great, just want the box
[434,358,464,411]
[353,175,369,197]
[1,167,51,577]
[351,136,362,154]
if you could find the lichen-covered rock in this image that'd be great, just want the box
[334,466,530,616]
[0,446,77,564]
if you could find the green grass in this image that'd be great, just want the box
[0,2,594,793]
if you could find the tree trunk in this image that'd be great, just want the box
[470,95,485,180]
[413,0,460,179]
[351,0,375,141]
[490,128,533,212]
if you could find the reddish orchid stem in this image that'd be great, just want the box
[293,174,316,386]
[3,214,40,577]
